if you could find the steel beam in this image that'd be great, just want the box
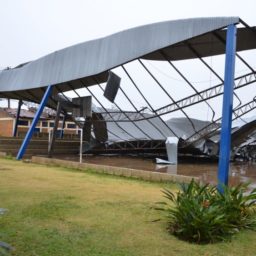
[94,71,255,123]
[60,114,66,138]
[156,72,255,116]
[48,101,62,156]
[218,24,237,188]
[181,98,256,147]
[16,85,52,160]
[121,65,179,137]
[13,99,22,137]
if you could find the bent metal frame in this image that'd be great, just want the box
[0,17,255,188]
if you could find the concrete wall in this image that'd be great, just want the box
[31,156,199,183]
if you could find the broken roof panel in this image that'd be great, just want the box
[0,17,244,95]
[0,108,51,119]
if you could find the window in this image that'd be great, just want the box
[42,121,48,127]
[67,123,76,129]
[49,122,54,127]
[18,120,29,126]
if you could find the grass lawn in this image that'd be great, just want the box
[0,158,256,256]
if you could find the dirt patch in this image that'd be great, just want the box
[0,167,11,171]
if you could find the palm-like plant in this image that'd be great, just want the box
[155,180,256,243]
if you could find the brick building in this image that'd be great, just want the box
[0,107,78,137]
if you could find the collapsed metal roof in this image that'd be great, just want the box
[1,16,256,158]
[0,107,52,120]
[92,109,212,142]
[1,16,256,104]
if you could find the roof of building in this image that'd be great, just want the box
[0,108,53,120]
[0,17,255,107]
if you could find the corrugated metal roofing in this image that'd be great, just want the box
[0,17,243,96]
[1,108,51,119]
[106,116,211,142]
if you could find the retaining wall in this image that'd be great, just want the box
[31,156,199,183]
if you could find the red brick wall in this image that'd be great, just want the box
[0,119,13,137]
[64,130,77,135]
[0,114,78,137]
[17,127,29,133]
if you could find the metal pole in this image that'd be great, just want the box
[16,85,52,160]
[48,128,52,152]
[138,59,197,133]
[160,50,216,122]
[121,65,179,138]
[48,102,62,156]
[13,99,22,137]
[97,83,153,140]
[60,114,66,139]
[81,79,138,146]
[217,24,237,189]
[79,128,83,164]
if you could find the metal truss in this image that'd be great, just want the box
[86,139,166,154]
[183,97,256,146]
[14,21,255,156]
[95,71,256,122]
[156,72,256,115]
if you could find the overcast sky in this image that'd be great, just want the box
[0,0,255,121]
[1,0,255,68]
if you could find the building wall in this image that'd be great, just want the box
[0,119,14,136]
[0,116,79,137]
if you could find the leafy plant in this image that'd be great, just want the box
[215,183,256,229]
[155,180,256,243]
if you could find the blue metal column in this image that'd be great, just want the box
[217,24,237,188]
[16,85,53,160]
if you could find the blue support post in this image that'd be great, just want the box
[16,85,53,160]
[217,24,237,189]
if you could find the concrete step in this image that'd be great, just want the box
[0,139,79,147]
[0,144,79,150]
[0,137,80,158]
[0,139,79,145]
[4,148,78,154]
[0,145,79,150]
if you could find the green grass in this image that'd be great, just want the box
[0,158,256,255]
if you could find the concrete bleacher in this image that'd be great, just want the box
[0,136,80,158]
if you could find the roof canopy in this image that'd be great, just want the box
[0,16,255,107]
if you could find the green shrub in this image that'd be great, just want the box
[155,180,256,243]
